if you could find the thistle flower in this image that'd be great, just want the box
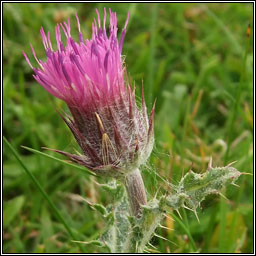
[24,8,155,216]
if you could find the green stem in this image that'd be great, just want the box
[3,137,85,253]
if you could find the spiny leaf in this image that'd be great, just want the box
[93,204,107,216]
[124,199,164,253]
[164,166,241,211]
[97,180,124,199]
[100,192,131,253]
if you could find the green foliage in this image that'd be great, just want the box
[3,196,25,228]
[100,189,130,253]
[165,165,241,211]
[79,165,242,253]
[3,2,253,253]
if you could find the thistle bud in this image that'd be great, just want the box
[23,9,155,182]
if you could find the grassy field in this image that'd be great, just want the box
[3,2,253,253]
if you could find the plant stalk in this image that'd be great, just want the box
[124,169,147,217]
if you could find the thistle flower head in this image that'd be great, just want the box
[24,8,155,179]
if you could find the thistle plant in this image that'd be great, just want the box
[23,8,243,253]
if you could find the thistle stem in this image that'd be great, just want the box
[124,169,147,217]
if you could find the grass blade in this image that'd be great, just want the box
[3,137,86,253]
[21,145,95,177]
[204,5,243,55]
[220,24,251,253]
[146,3,158,105]
[169,211,197,252]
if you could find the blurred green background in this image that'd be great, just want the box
[3,2,253,253]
